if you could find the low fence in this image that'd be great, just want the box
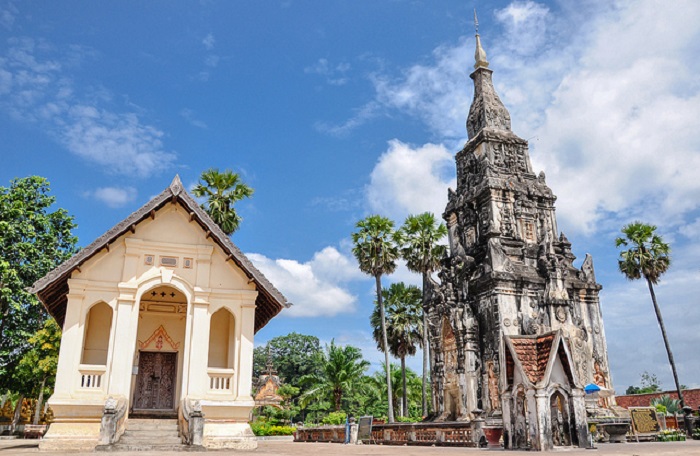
[295,421,476,447]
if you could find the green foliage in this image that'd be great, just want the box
[616,223,685,407]
[253,333,323,388]
[370,283,423,358]
[321,411,347,425]
[351,214,400,422]
[395,212,448,278]
[625,371,662,395]
[249,420,296,436]
[370,282,423,417]
[15,318,61,397]
[651,395,681,414]
[299,340,369,412]
[616,221,671,284]
[351,215,399,279]
[192,168,253,235]
[654,403,667,414]
[0,176,78,390]
[395,211,447,415]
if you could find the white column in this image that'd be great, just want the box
[236,302,256,401]
[51,282,87,399]
[186,297,210,398]
[107,286,139,398]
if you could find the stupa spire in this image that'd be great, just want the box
[466,13,512,139]
[474,10,489,69]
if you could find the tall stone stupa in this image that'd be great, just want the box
[425,17,614,450]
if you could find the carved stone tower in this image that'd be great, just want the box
[426,24,614,450]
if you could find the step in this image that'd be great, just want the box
[119,438,184,446]
[127,420,179,431]
[97,443,205,452]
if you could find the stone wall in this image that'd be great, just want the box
[616,388,700,409]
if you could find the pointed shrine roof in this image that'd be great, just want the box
[504,330,578,388]
[30,175,289,333]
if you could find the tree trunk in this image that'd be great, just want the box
[33,377,46,425]
[11,394,23,434]
[376,274,395,423]
[421,274,429,417]
[335,388,342,412]
[401,355,407,418]
[646,278,685,408]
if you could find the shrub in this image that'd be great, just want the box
[321,411,347,425]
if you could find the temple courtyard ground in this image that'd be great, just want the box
[2,439,700,455]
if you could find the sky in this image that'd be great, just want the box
[1,0,699,392]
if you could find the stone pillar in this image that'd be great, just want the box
[571,388,589,448]
[534,389,550,451]
[501,391,512,449]
[51,281,87,399]
[236,302,256,400]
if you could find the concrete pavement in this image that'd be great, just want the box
[1,439,699,455]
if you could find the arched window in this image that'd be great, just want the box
[208,308,235,369]
[81,302,113,365]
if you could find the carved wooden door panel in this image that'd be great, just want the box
[134,351,177,410]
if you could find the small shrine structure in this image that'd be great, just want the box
[254,356,283,408]
[30,176,289,451]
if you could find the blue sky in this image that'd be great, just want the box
[1,0,699,391]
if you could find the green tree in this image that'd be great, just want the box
[625,371,662,395]
[367,363,424,421]
[352,215,399,422]
[15,318,61,424]
[299,340,369,412]
[192,168,253,235]
[0,176,77,389]
[616,221,685,408]
[370,282,422,417]
[253,332,323,388]
[395,212,447,415]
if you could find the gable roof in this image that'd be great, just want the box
[504,330,578,388]
[30,175,289,333]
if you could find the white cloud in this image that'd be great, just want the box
[314,101,381,137]
[494,1,549,55]
[86,186,137,208]
[0,2,17,30]
[0,37,176,177]
[180,108,208,129]
[202,33,215,50]
[247,249,359,318]
[366,140,455,222]
[305,58,351,86]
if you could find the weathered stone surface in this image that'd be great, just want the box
[426,32,615,452]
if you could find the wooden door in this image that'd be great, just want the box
[133,351,177,410]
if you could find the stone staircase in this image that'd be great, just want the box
[98,418,202,452]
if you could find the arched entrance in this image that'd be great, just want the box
[131,285,188,415]
[550,391,572,446]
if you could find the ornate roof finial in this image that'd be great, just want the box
[473,9,489,70]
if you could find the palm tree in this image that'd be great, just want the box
[370,283,423,417]
[616,221,685,408]
[351,215,399,423]
[298,340,369,412]
[396,212,447,416]
[192,168,253,235]
[367,363,423,419]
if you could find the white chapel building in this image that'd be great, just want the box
[30,176,288,450]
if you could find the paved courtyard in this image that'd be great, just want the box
[2,439,700,455]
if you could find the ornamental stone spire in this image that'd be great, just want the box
[466,18,512,139]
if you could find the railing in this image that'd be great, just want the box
[98,396,127,446]
[207,368,235,393]
[180,398,204,447]
[79,364,107,390]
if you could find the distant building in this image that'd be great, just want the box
[31,176,289,451]
[426,28,614,450]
